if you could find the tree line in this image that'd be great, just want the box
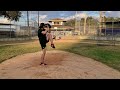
[64,16,120,27]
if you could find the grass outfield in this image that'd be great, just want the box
[0,40,120,71]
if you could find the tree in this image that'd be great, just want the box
[0,11,21,21]
[105,17,120,22]
[64,16,99,27]
[64,19,75,26]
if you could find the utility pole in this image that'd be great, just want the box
[102,11,106,37]
[78,19,80,35]
[89,18,90,34]
[103,11,105,28]
[75,11,81,35]
[38,11,39,28]
[10,20,11,38]
[97,11,105,45]
[99,11,106,36]
[112,18,115,46]
[99,11,102,37]
[75,11,77,33]
[97,11,102,45]
[83,15,87,35]
[27,11,30,39]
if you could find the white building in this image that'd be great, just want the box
[0,23,21,38]
[48,18,74,37]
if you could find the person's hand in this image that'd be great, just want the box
[46,28,49,32]
[41,31,46,34]
[44,28,48,32]
[41,28,49,34]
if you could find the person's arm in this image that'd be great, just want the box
[48,28,51,33]
[38,29,47,38]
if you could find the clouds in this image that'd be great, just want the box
[61,16,75,20]
[1,11,120,26]
[107,11,112,13]
[60,13,66,17]
[106,11,120,17]
[39,15,47,20]
[20,11,75,21]
[76,13,87,18]
[61,12,88,20]
[38,15,48,23]
[19,12,48,24]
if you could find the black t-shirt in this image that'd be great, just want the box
[38,28,46,40]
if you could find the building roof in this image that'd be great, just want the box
[0,23,14,25]
[101,21,120,24]
[48,18,66,22]
[51,25,74,29]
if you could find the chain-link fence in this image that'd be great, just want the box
[0,11,39,41]
[65,16,120,45]
[0,11,120,45]
[97,21,120,45]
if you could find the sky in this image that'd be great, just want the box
[0,11,120,26]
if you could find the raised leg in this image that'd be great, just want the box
[46,33,53,44]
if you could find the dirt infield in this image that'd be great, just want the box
[0,50,120,79]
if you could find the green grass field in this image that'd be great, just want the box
[56,42,120,71]
[0,40,120,71]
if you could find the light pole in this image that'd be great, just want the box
[31,19,38,36]
[79,18,81,35]
[83,14,87,35]
[89,18,90,35]
[54,27,57,39]
[97,11,102,45]
[112,18,115,46]
[99,11,102,37]
[27,11,30,39]
[10,20,11,38]
[38,11,39,28]
[21,17,27,37]
[75,11,77,33]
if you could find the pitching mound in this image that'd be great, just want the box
[0,50,120,79]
